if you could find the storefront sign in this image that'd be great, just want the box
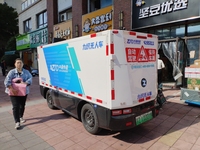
[30,27,48,48]
[53,21,72,40]
[55,28,70,39]
[16,34,30,50]
[82,6,113,36]
[132,0,199,29]
[138,0,188,19]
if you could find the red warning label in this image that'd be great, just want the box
[125,46,156,62]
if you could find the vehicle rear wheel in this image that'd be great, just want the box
[46,90,56,109]
[81,104,101,134]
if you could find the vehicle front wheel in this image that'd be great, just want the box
[46,90,56,109]
[81,104,101,134]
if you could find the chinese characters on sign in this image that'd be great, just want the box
[83,12,112,33]
[30,28,48,46]
[82,6,113,35]
[55,27,71,39]
[82,41,104,50]
[125,46,156,62]
[137,91,152,101]
[139,0,188,19]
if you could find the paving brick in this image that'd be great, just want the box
[78,136,98,148]
[166,130,183,139]
[126,144,147,150]
[6,144,26,150]
[191,144,200,150]
[100,136,119,146]
[148,141,170,150]
[54,139,75,150]
[88,141,109,150]
[26,142,51,150]
[6,139,21,147]
[46,134,67,146]
[68,144,87,150]
[158,135,178,146]
[17,133,39,143]
[13,128,34,138]
[173,139,193,150]
[180,132,198,144]
[111,140,131,149]
[21,137,45,149]
[134,137,158,149]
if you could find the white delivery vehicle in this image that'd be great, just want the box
[38,30,159,134]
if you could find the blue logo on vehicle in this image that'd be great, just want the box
[141,78,147,87]
[144,41,154,45]
[127,39,141,44]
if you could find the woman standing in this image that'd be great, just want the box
[4,58,32,129]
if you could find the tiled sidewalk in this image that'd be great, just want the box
[1,88,200,150]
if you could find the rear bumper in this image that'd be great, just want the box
[96,101,160,131]
[108,107,159,131]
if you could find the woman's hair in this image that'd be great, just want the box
[15,58,23,63]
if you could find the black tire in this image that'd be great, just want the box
[81,104,101,134]
[46,90,56,109]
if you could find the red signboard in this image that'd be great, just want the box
[125,46,156,62]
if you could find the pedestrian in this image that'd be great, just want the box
[157,54,165,86]
[4,58,32,130]
[1,59,6,76]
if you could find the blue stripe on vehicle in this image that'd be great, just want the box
[68,47,81,71]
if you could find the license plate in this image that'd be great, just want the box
[136,111,153,126]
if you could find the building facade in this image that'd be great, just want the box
[17,0,48,69]
[17,0,200,87]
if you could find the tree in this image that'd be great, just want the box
[0,3,18,57]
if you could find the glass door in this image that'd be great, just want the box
[176,39,190,87]
[159,39,189,87]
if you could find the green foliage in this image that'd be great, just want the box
[1,53,20,67]
[0,3,18,57]
[5,36,17,51]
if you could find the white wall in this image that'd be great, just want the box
[18,0,47,34]
[58,0,72,12]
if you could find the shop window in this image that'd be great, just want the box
[162,28,170,39]
[187,38,200,64]
[37,11,47,28]
[88,0,112,13]
[24,18,32,33]
[155,29,163,40]
[171,25,185,38]
[149,30,155,34]
[188,23,200,36]
[59,8,72,22]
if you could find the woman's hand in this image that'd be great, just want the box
[21,81,28,85]
[9,87,18,95]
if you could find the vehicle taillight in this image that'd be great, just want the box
[126,122,132,126]
[112,110,122,116]
[112,108,132,116]
[123,108,132,114]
